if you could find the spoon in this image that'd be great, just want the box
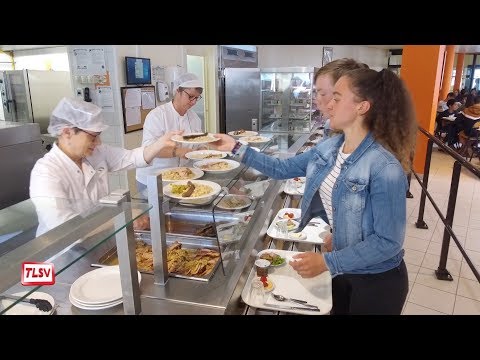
[272,293,319,309]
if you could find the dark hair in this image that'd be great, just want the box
[343,68,418,172]
[446,99,457,107]
[447,92,455,98]
[465,94,475,108]
[314,58,369,84]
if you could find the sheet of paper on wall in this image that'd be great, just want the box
[72,47,106,76]
[141,91,155,109]
[125,107,141,126]
[73,48,89,75]
[95,86,114,112]
[88,48,106,75]
[125,88,142,108]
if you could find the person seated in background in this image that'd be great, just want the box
[446,95,480,148]
[30,97,180,236]
[455,95,480,137]
[437,92,455,113]
[435,99,459,141]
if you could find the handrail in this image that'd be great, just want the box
[417,126,480,178]
[410,126,480,284]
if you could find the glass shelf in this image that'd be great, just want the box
[0,199,151,314]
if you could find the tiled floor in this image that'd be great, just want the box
[401,148,480,315]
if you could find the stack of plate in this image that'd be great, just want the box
[69,266,141,311]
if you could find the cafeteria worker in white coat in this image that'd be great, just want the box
[135,73,205,193]
[30,97,180,236]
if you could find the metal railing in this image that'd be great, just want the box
[410,127,480,283]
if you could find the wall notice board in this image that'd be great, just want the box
[120,86,156,133]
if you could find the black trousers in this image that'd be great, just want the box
[330,259,408,315]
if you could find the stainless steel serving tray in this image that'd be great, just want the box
[93,234,222,282]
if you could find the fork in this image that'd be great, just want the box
[272,293,319,309]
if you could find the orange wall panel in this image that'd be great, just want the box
[401,45,445,173]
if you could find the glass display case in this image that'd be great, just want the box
[0,198,152,315]
[0,130,322,315]
[259,67,319,133]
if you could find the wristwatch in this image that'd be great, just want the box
[231,141,243,155]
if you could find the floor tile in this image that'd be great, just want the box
[415,267,459,294]
[404,248,425,267]
[404,236,430,252]
[457,277,480,301]
[403,302,447,315]
[405,218,436,241]
[406,264,419,282]
[459,261,480,282]
[408,283,455,314]
[421,253,461,276]
[426,241,464,261]
[453,296,480,315]
[465,228,480,252]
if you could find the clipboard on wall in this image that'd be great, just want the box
[120,85,156,133]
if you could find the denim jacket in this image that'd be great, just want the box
[242,132,407,277]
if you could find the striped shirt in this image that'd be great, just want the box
[319,142,351,227]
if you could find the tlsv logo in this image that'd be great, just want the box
[21,262,55,286]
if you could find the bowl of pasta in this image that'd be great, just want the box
[164,180,222,205]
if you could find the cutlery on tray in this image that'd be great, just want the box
[272,293,319,309]
[265,303,321,312]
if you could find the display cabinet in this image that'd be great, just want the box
[259,67,319,133]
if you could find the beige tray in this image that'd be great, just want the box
[241,250,332,315]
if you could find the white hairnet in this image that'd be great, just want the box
[172,73,203,94]
[47,97,109,136]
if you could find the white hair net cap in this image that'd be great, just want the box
[172,73,203,94]
[47,97,109,136]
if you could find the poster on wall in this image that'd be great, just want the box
[95,86,114,112]
[73,48,107,76]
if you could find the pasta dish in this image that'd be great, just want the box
[170,183,213,197]
[200,161,231,171]
[161,168,196,181]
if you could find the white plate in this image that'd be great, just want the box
[185,150,228,160]
[288,232,307,241]
[239,135,271,144]
[228,130,258,137]
[267,212,328,244]
[216,194,252,210]
[0,291,55,315]
[284,177,306,196]
[157,167,204,182]
[69,292,123,310]
[164,179,221,201]
[171,133,220,145]
[277,208,301,220]
[257,249,287,267]
[193,159,240,174]
[70,266,141,305]
[275,219,299,232]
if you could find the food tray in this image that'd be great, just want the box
[267,209,329,244]
[92,235,221,282]
[241,249,332,315]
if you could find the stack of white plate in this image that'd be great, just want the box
[69,266,141,311]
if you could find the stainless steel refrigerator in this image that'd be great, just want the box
[217,45,260,134]
[0,69,72,134]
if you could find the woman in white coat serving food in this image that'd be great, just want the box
[29,97,180,236]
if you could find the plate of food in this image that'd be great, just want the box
[157,167,204,182]
[277,208,301,220]
[257,250,287,267]
[164,180,221,204]
[288,232,307,241]
[216,194,252,210]
[171,132,220,145]
[239,135,271,144]
[284,177,306,196]
[228,129,258,137]
[193,159,240,174]
[276,218,299,232]
[185,150,228,160]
